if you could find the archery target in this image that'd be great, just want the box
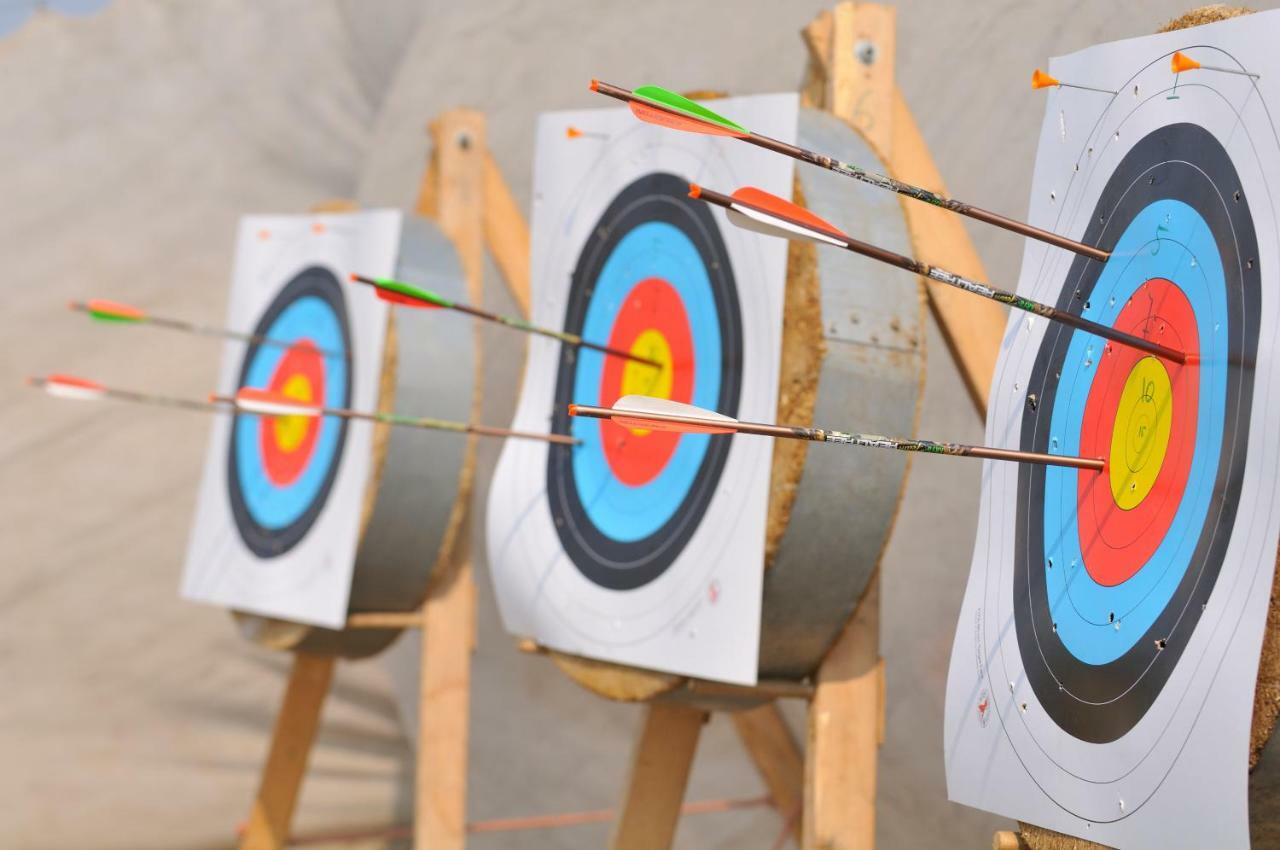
[228,267,353,557]
[947,16,1280,844]
[945,18,1280,850]
[183,211,400,629]
[486,94,795,685]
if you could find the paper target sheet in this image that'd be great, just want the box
[486,94,796,685]
[944,14,1280,849]
[182,210,400,628]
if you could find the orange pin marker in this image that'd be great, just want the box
[1171,50,1259,79]
[1031,67,1117,95]
[565,125,607,140]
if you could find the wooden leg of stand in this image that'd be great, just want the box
[239,652,336,850]
[415,561,476,850]
[805,573,881,850]
[608,702,707,850]
[734,703,804,845]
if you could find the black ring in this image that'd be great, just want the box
[1015,123,1260,742]
[546,173,744,590]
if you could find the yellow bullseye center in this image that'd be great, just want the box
[273,373,314,452]
[620,329,673,436]
[1109,356,1173,510]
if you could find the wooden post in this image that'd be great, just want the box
[804,2,1004,417]
[238,653,336,850]
[413,109,487,850]
[733,704,805,845]
[607,703,708,850]
[805,573,882,850]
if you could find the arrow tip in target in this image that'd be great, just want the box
[1171,51,1201,73]
[1031,69,1059,89]
[233,387,322,418]
[36,373,107,401]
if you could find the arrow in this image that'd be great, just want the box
[28,375,578,446]
[570,395,1104,472]
[690,183,1188,366]
[216,387,579,446]
[69,299,345,359]
[1030,68,1117,95]
[590,80,1109,263]
[349,274,660,368]
[28,373,225,412]
[1171,50,1259,79]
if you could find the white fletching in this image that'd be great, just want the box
[44,379,106,402]
[235,389,321,418]
[726,204,848,248]
[611,395,738,434]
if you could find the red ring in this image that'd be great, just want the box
[1076,279,1199,586]
[599,278,694,486]
[259,340,324,486]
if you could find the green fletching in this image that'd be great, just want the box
[632,85,748,134]
[88,308,142,323]
[378,277,453,308]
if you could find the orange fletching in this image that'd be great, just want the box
[49,374,104,392]
[613,414,734,435]
[628,101,745,138]
[1031,69,1059,90]
[731,186,848,242]
[86,298,145,321]
[566,126,582,139]
[1171,52,1201,73]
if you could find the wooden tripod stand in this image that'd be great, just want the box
[236,107,531,850]
[522,4,1005,850]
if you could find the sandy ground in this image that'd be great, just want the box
[4,2,1274,849]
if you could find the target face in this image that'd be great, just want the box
[546,173,744,590]
[227,267,353,558]
[486,95,795,684]
[946,21,1280,849]
[1017,123,1261,744]
[183,211,400,629]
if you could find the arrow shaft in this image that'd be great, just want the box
[103,386,227,413]
[449,298,659,366]
[698,187,1185,365]
[352,275,660,368]
[213,395,578,446]
[572,403,1102,471]
[71,302,344,359]
[594,81,1109,262]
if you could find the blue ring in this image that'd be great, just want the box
[235,296,349,530]
[570,222,722,542]
[1043,201,1227,664]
